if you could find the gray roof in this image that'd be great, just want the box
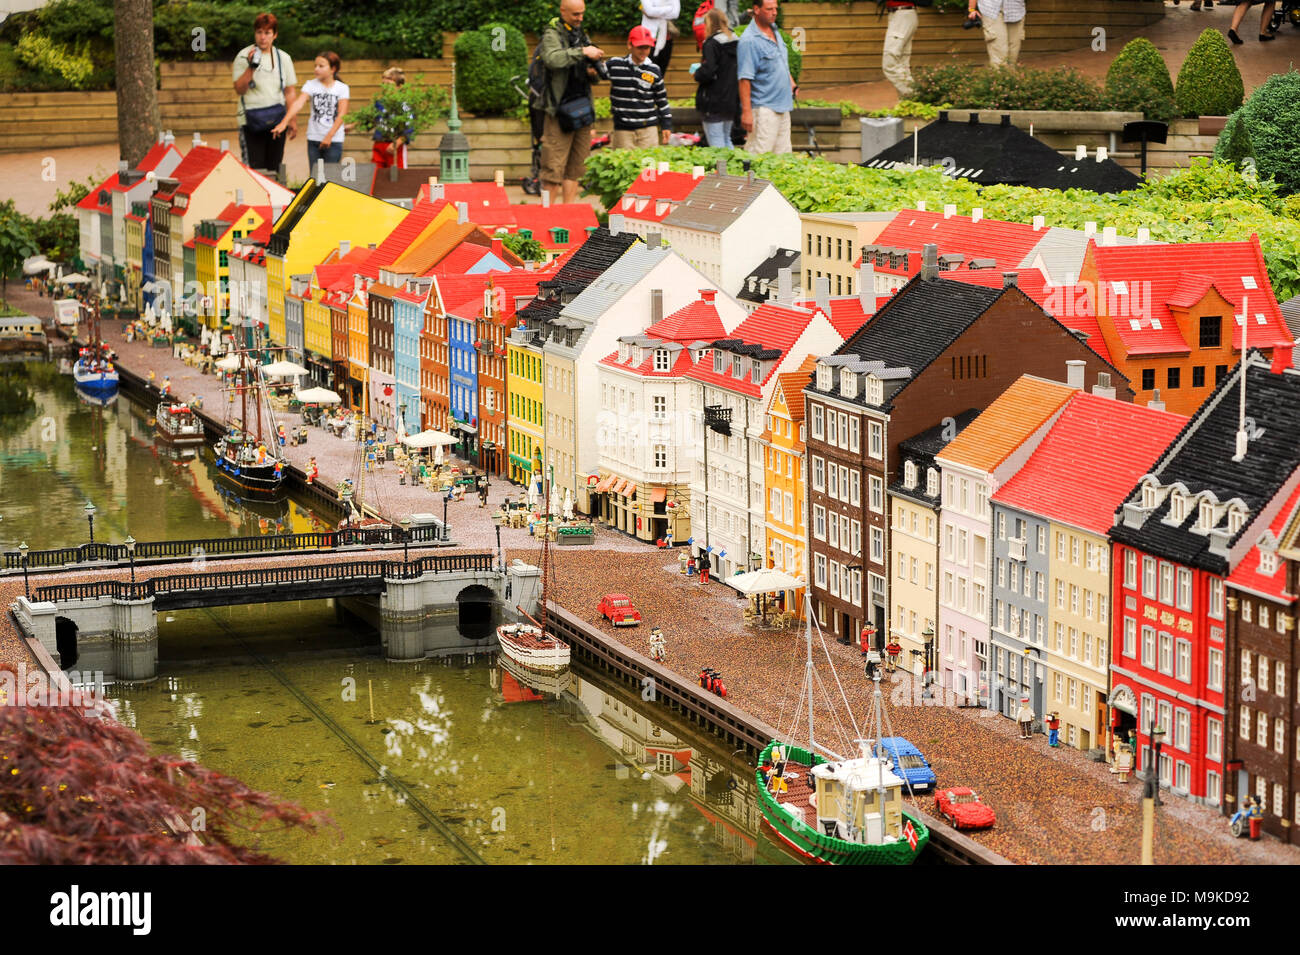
[801,211,896,223]
[1018,226,1140,283]
[561,244,671,322]
[1280,293,1300,341]
[662,173,772,233]
[0,315,39,327]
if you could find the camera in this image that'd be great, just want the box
[249,48,262,67]
[592,58,610,81]
[962,12,981,28]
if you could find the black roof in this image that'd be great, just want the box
[861,113,1141,194]
[1110,354,1300,573]
[737,248,800,303]
[518,226,639,328]
[890,409,980,504]
[266,180,322,256]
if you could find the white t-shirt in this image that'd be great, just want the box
[302,78,349,144]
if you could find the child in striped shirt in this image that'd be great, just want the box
[607,26,673,149]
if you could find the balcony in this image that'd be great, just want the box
[1007,537,1026,562]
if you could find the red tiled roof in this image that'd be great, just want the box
[853,210,1042,273]
[683,301,820,398]
[171,145,227,196]
[510,205,599,250]
[644,295,728,342]
[135,142,181,175]
[1228,483,1300,601]
[443,267,551,320]
[616,169,701,223]
[992,390,1188,535]
[599,345,698,379]
[431,244,493,275]
[77,183,114,213]
[358,199,453,279]
[1088,236,1291,355]
[793,297,875,339]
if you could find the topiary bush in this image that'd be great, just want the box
[1174,28,1243,118]
[1213,111,1256,173]
[1104,37,1176,122]
[911,64,1101,111]
[1222,70,1300,196]
[453,22,528,116]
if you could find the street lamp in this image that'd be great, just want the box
[125,535,136,586]
[84,500,97,546]
[495,522,503,572]
[1148,721,1167,806]
[922,622,935,675]
[18,541,29,599]
[1141,722,1167,865]
[399,401,407,436]
[442,494,449,542]
[400,517,411,566]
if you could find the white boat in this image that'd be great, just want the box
[498,462,570,675]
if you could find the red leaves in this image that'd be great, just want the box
[0,706,325,864]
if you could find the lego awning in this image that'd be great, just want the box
[595,475,615,493]
[650,487,667,503]
[613,478,629,496]
[509,453,533,470]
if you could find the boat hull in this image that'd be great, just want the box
[755,741,929,865]
[73,365,119,396]
[155,404,206,446]
[210,445,286,499]
[496,624,571,674]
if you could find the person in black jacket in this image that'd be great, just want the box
[693,8,740,147]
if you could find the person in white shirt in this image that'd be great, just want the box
[641,0,682,76]
[968,0,1026,69]
[273,51,350,167]
[231,12,298,174]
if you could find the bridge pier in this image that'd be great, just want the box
[112,596,158,683]
[381,576,426,663]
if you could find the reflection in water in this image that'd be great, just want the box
[109,600,794,865]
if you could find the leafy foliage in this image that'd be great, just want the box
[500,231,547,262]
[15,34,94,89]
[1174,29,1243,118]
[0,701,326,864]
[349,76,450,146]
[1104,37,1176,122]
[911,64,1103,112]
[49,173,98,214]
[584,150,1300,301]
[0,200,38,299]
[1224,70,1300,197]
[1213,112,1256,174]
[453,23,528,116]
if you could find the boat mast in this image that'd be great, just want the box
[254,360,264,443]
[240,348,248,439]
[805,593,815,758]
[539,464,552,635]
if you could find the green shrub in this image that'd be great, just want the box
[1104,37,1176,122]
[911,64,1101,111]
[453,23,527,116]
[1174,29,1243,118]
[1213,112,1256,174]
[15,34,94,88]
[349,76,450,146]
[500,231,547,262]
[1225,70,1300,196]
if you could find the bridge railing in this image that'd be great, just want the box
[4,523,451,570]
[30,552,494,604]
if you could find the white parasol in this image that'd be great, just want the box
[434,444,444,466]
[295,386,342,405]
[549,481,561,517]
[58,272,90,285]
[215,353,241,371]
[22,255,57,275]
[562,488,574,521]
[144,302,156,324]
[402,429,457,448]
[526,479,538,510]
[262,360,309,378]
[727,567,805,595]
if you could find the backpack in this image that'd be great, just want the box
[693,0,714,51]
[527,37,551,113]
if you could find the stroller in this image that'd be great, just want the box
[1271,0,1300,30]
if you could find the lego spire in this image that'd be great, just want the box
[448,73,462,134]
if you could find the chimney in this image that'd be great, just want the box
[748,276,757,293]
[368,243,376,250]
[340,240,350,256]
[1075,145,1087,160]
[1001,114,1012,127]
[647,232,661,248]
[429,182,445,200]
[1033,215,1045,231]
[939,111,949,123]
[192,132,202,147]
[1148,388,1165,411]
[1084,221,1097,237]
[1093,372,1116,400]
[969,112,980,125]
[916,200,926,211]
[746,164,754,185]
[971,207,983,223]
[236,188,244,205]
[163,130,175,146]
[354,275,363,295]
[1137,227,1150,243]
[650,288,664,324]
[778,267,793,304]
[716,159,727,175]
[1102,225,1117,245]
[609,213,625,235]
[525,261,536,271]
[658,161,670,174]
[457,202,468,224]
[943,204,956,219]
[1066,359,1086,390]
[700,289,717,303]
[1271,349,1292,374]
[1096,146,1109,162]
[118,160,129,175]
[692,165,705,179]
[495,169,504,187]
[389,164,399,182]
[541,190,551,208]
[920,243,939,281]
[859,260,876,313]
[814,276,830,315]
[491,237,504,258]
[158,130,165,144]
[220,139,229,153]
[1002,272,1018,289]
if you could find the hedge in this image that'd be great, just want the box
[584,148,1300,301]
[453,24,528,116]
[1220,70,1300,197]
[1104,37,1176,123]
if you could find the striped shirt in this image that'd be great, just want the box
[607,56,673,131]
[976,0,1026,23]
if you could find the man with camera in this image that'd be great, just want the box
[232,12,298,175]
[538,0,607,205]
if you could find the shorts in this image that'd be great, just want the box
[746,106,791,155]
[540,112,593,185]
[610,126,659,149]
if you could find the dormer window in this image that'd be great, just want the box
[926,468,939,497]
[1168,490,1188,524]
[1142,482,1160,509]
[816,363,832,391]
[549,227,569,244]
[865,376,884,406]
[840,371,857,399]
[751,359,761,383]
[654,349,670,371]
[1198,500,1215,531]
[619,342,629,362]
[904,460,917,489]
[1228,506,1246,535]
[714,351,724,374]
[1260,551,1278,575]
[732,355,743,379]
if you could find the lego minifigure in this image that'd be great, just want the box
[1016,697,1035,739]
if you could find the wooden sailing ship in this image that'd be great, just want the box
[499,463,570,675]
[211,345,286,499]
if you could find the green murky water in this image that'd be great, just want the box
[107,601,786,865]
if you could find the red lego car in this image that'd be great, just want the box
[933,787,996,830]
[597,593,642,626]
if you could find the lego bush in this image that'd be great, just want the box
[1221,70,1300,196]
[1174,29,1243,118]
[1104,37,1176,123]
[453,23,528,116]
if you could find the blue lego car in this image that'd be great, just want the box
[873,737,937,792]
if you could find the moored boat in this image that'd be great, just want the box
[155,401,205,446]
[499,462,570,675]
[212,345,286,500]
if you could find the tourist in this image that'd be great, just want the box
[1227,0,1277,43]
[737,0,795,155]
[968,0,1026,69]
[639,0,681,76]
[608,26,673,148]
[693,8,740,148]
[882,0,919,98]
[698,548,711,584]
[273,51,349,167]
[232,12,299,174]
[1016,697,1035,739]
[371,67,413,170]
[537,0,607,205]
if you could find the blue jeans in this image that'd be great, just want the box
[307,139,343,166]
[703,119,734,149]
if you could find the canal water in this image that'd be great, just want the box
[4,361,788,864]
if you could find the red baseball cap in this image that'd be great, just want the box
[628,26,656,46]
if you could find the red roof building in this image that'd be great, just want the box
[1079,236,1291,416]
[612,164,706,235]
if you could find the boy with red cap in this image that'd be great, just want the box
[607,25,674,149]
